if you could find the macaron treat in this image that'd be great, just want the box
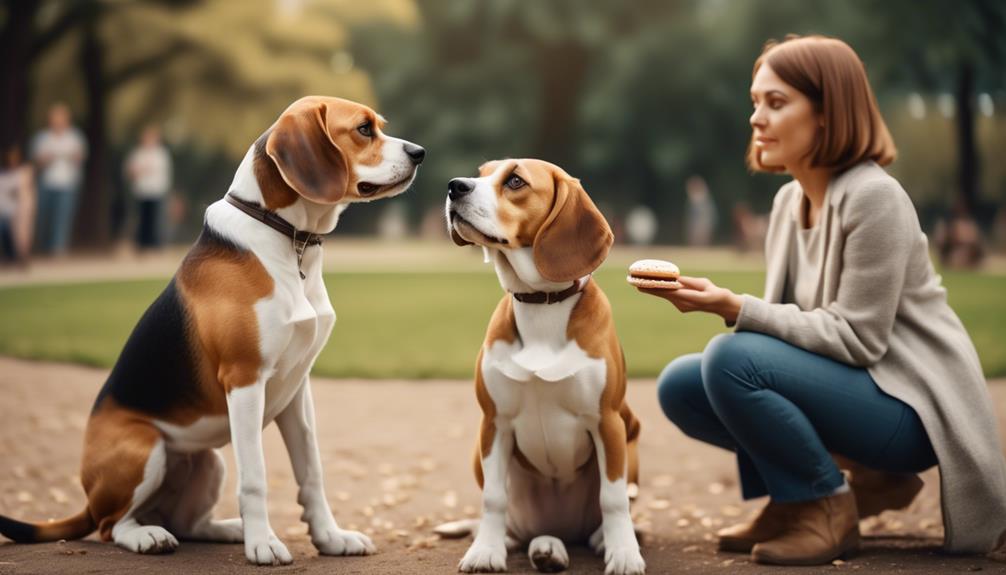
[627,259,682,289]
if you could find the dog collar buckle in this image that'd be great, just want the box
[292,233,308,280]
[226,193,323,280]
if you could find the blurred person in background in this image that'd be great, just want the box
[639,35,1006,565]
[684,175,718,246]
[731,201,768,253]
[124,124,173,252]
[31,102,86,256]
[625,204,659,245]
[934,198,985,268]
[994,207,1006,253]
[0,145,36,266]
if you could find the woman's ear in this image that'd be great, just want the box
[533,174,613,282]
[265,102,349,204]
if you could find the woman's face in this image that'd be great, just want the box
[749,63,820,171]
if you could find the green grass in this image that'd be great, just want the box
[0,270,1003,379]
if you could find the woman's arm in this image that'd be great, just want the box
[637,276,742,324]
[639,179,917,367]
[736,180,916,366]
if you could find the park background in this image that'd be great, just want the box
[3,2,1006,573]
[1,0,1004,380]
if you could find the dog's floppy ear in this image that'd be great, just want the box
[533,173,613,282]
[265,102,348,204]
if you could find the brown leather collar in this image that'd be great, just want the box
[226,194,324,247]
[511,277,587,304]
[225,193,323,279]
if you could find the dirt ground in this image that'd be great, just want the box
[1,357,1005,574]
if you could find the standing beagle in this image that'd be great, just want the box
[444,159,645,574]
[0,97,425,566]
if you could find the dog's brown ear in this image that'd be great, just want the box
[533,174,613,282]
[265,102,348,204]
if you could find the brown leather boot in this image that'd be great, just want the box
[833,455,924,518]
[716,500,792,553]
[751,490,860,566]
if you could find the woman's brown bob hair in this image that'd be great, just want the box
[747,35,896,174]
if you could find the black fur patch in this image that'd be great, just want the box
[92,224,246,415]
[92,278,200,415]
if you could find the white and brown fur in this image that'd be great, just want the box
[0,96,424,565]
[444,160,644,574]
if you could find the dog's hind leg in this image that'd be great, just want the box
[166,449,243,543]
[82,401,178,554]
[109,442,178,553]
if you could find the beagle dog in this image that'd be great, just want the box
[0,97,424,565]
[444,159,644,574]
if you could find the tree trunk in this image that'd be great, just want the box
[0,0,38,152]
[532,41,588,170]
[955,60,978,216]
[74,16,110,248]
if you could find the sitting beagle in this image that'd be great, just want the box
[0,97,425,566]
[444,159,645,574]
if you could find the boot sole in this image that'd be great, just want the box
[718,537,756,553]
[857,475,925,518]
[751,529,860,566]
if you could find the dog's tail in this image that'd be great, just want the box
[0,507,96,543]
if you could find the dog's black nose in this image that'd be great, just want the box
[448,178,475,200]
[404,143,426,165]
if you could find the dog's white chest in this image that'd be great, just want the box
[156,249,334,453]
[256,255,335,419]
[482,334,607,482]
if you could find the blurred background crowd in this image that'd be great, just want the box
[1,0,1003,268]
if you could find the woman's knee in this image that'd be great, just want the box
[701,332,773,399]
[656,354,705,424]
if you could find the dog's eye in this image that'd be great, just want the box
[505,174,526,190]
[357,122,374,138]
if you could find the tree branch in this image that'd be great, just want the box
[29,2,91,59]
[107,41,194,90]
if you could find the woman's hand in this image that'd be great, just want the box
[636,276,743,324]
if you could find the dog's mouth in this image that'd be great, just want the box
[357,172,416,197]
[357,182,381,195]
[448,211,508,247]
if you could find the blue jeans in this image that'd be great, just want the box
[657,332,937,502]
[0,216,15,262]
[136,198,164,249]
[35,184,79,254]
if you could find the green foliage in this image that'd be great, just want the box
[29,0,406,155]
[17,0,1006,240]
[853,0,1006,90]
[23,0,411,235]
[349,0,1006,240]
[0,269,1003,380]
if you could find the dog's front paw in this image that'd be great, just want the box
[245,533,293,566]
[603,545,645,575]
[459,539,507,572]
[313,526,376,556]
